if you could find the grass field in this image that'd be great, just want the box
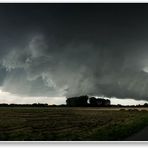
[0,107,148,141]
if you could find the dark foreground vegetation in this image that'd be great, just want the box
[0,107,147,141]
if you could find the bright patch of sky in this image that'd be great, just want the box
[0,89,65,105]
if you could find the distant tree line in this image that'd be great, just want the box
[0,103,66,107]
[0,99,147,108]
[66,95,111,107]
[0,103,48,107]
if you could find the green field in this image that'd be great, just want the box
[0,107,148,141]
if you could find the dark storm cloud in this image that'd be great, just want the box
[0,3,148,100]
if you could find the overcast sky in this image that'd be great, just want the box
[1,3,148,105]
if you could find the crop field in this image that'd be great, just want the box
[0,107,148,141]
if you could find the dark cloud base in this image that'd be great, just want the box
[0,4,148,102]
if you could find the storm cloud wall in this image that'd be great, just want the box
[0,4,148,101]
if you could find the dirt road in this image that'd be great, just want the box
[126,126,148,141]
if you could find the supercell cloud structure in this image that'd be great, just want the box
[0,4,148,102]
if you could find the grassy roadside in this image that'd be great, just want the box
[84,110,148,141]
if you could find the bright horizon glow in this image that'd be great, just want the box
[91,96,148,106]
[0,89,147,105]
[0,88,65,105]
[110,97,148,106]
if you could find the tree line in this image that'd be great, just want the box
[66,95,111,107]
[0,103,66,107]
[0,98,147,107]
